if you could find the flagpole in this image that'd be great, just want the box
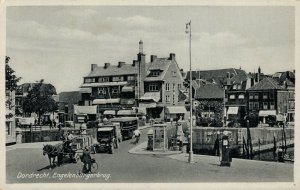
[187,20,194,163]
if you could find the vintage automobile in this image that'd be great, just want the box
[110,117,138,140]
[98,122,123,143]
[92,127,118,154]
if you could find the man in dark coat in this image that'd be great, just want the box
[81,147,92,173]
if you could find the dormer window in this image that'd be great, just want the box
[149,70,161,77]
[85,78,95,83]
[172,71,176,77]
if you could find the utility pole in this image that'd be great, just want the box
[186,20,194,163]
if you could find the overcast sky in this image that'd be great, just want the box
[6,6,295,93]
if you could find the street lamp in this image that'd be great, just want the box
[186,20,194,163]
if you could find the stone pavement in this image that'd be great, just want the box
[129,141,294,182]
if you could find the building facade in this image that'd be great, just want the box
[246,77,295,125]
[79,41,186,121]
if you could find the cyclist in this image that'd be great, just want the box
[80,146,92,173]
[133,128,141,144]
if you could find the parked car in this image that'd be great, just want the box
[92,127,118,154]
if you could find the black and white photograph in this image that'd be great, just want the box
[1,0,299,189]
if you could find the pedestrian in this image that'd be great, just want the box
[80,146,92,173]
[53,119,56,128]
[49,120,53,129]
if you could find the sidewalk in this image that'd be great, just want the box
[129,141,182,155]
[7,141,61,149]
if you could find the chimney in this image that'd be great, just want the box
[284,81,287,89]
[139,40,143,54]
[104,63,110,69]
[91,64,97,71]
[132,60,138,67]
[169,53,175,61]
[118,61,125,67]
[151,55,157,62]
[227,72,230,78]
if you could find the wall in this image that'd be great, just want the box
[191,127,294,155]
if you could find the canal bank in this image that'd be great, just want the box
[190,126,294,159]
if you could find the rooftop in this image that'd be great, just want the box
[247,77,284,90]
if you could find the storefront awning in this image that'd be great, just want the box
[166,106,187,114]
[92,98,120,105]
[259,110,276,117]
[79,88,92,93]
[139,102,157,108]
[140,92,160,102]
[120,99,135,105]
[117,110,135,116]
[74,105,97,114]
[227,107,239,115]
[103,110,116,115]
[122,86,134,92]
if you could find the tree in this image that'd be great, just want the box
[6,56,21,91]
[22,79,58,124]
[195,100,224,127]
[5,56,21,120]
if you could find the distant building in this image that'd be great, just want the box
[186,68,251,126]
[246,77,295,125]
[139,53,186,121]
[194,82,225,127]
[58,91,81,123]
[79,41,186,121]
[6,90,16,145]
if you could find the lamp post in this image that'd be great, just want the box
[186,20,194,163]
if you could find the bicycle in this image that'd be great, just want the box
[78,158,98,174]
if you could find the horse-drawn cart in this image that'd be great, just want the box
[43,134,94,168]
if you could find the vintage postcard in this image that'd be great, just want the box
[1,0,299,190]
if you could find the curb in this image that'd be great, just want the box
[128,141,182,156]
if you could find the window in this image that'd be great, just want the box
[263,93,268,99]
[254,102,259,109]
[99,77,109,82]
[238,94,245,99]
[254,93,259,99]
[172,71,176,77]
[127,75,136,81]
[98,87,106,95]
[249,93,253,99]
[289,101,295,109]
[232,85,237,90]
[178,84,182,90]
[112,87,119,94]
[225,94,228,102]
[249,102,253,110]
[229,95,235,99]
[166,83,170,91]
[173,94,175,104]
[237,84,242,90]
[289,92,295,99]
[166,95,170,102]
[149,84,159,92]
[224,86,228,90]
[173,83,175,92]
[269,92,274,99]
[263,102,268,110]
[85,78,95,83]
[112,76,124,82]
[151,71,160,77]
[270,102,275,110]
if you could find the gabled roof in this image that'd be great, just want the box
[247,77,284,90]
[87,64,137,77]
[195,83,224,99]
[186,68,248,86]
[144,58,177,82]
